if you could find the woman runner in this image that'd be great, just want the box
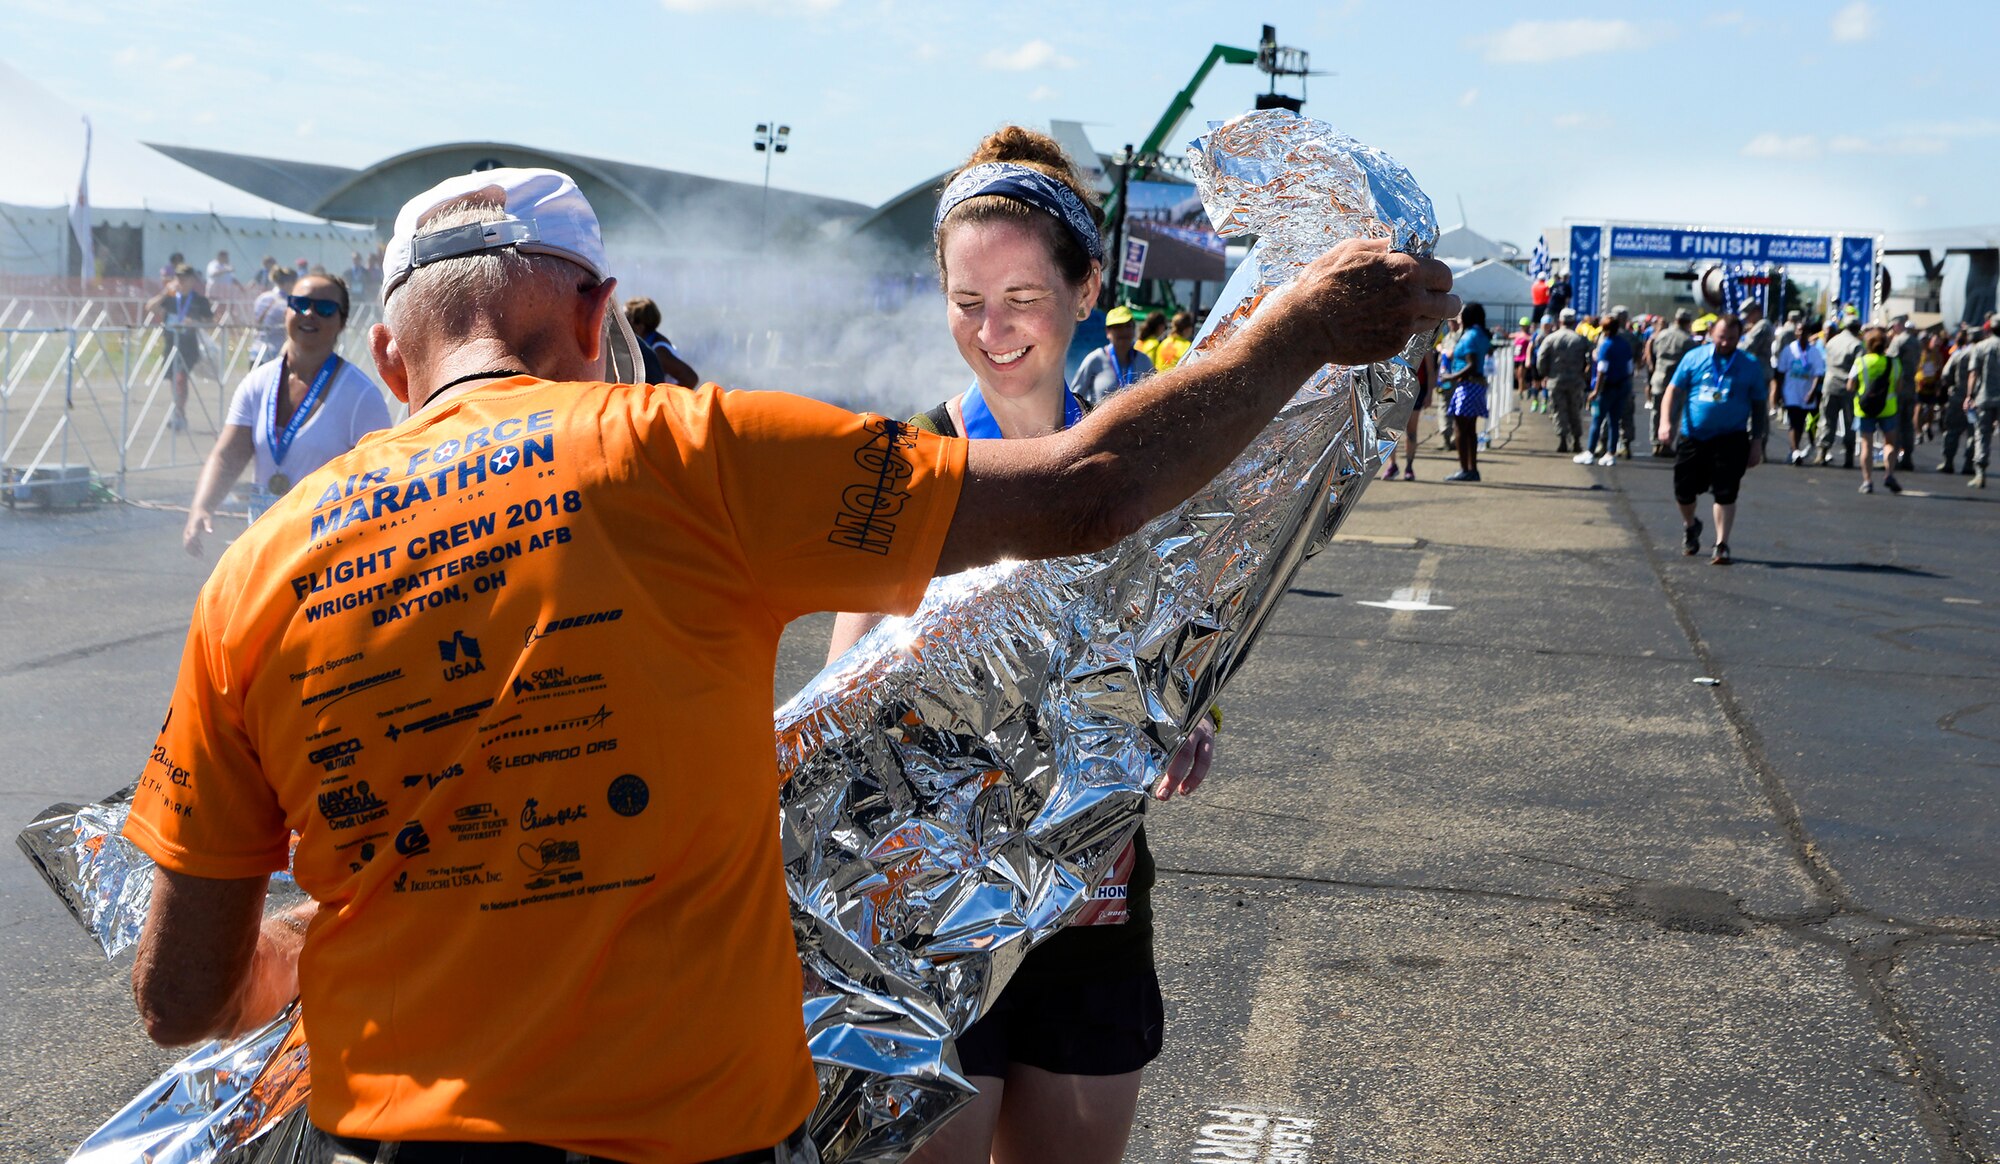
[826,126,1215,1164]
[183,273,391,553]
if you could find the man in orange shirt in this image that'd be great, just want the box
[123,168,1454,1164]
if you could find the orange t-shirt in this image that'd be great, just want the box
[123,377,966,1163]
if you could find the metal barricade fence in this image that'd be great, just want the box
[1,300,385,506]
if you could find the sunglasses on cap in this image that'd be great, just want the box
[287,295,342,318]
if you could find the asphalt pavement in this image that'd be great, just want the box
[2,402,1995,1162]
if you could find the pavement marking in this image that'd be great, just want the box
[1354,552,1451,625]
[1943,597,1982,605]
[1186,1106,1319,1162]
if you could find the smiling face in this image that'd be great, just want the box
[941,217,1098,403]
[285,274,347,362]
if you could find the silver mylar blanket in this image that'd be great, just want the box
[16,109,1436,1164]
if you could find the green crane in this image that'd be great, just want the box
[1101,43,1257,234]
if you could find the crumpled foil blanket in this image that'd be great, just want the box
[17,109,1436,1164]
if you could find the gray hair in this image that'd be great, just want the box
[383,200,584,335]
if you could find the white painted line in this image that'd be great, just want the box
[1187,1106,1319,1162]
[1355,552,1451,622]
[1944,597,1982,606]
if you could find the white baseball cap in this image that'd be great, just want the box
[381,167,605,304]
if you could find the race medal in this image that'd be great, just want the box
[267,472,293,496]
[266,354,340,501]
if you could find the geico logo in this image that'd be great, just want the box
[308,737,363,764]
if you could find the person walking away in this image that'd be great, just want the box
[183,273,391,552]
[1439,302,1491,482]
[1548,272,1571,320]
[1818,317,1865,467]
[623,296,700,387]
[1074,304,1154,405]
[1774,320,1824,464]
[1537,307,1592,454]
[1884,316,1921,469]
[1385,332,1438,481]
[1529,315,1556,411]
[1511,317,1535,411]
[1937,328,1976,474]
[143,264,214,432]
[205,250,236,299]
[1915,329,1947,444]
[1661,313,1766,565]
[1578,313,1633,466]
[248,267,297,369]
[120,164,1455,1164]
[1153,311,1194,371]
[1738,300,1776,460]
[1965,313,2000,488]
[1135,311,1169,368]
[1774,309,1801,359]
[1850,325,1904,494]
[1611,306,1643,457]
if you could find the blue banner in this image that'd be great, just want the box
[1569,225,1602,317]
[1607,227,1832,264]
[1837,237,1876,322]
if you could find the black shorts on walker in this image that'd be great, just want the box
[1674,431,1751,506]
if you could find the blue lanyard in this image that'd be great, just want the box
[169,294,191,326]
[1104,344,1138,387]
[960,382,1083,440]
[268,355,341,466]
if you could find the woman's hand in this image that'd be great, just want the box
[1153,719,1215,801]
[183,507,214,556]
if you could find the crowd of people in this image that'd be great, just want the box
[1388,298,2000,498]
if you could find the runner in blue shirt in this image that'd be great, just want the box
[1578,315,1634,466]
[1660,314,1768,564]
[1439,302,1491,482]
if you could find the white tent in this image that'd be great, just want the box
[0,60,369,280]
[1451,259,1537,323]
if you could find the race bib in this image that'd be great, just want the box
[1071,838,1137,926]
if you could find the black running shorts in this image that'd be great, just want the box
[955,928,1163,1079]
[1674,431,1752,506]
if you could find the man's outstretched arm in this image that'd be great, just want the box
[132,867,314,1045]
[937,239,1455,575]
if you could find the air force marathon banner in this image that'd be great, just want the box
[1567,224,1879,322]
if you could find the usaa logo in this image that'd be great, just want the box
[438,630,486,682]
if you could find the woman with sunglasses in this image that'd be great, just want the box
[825,126,1215,1164]
[183,274,392,554]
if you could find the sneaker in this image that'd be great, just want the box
[1884,474,1903,494]
[1619,444,1633,459]
[1817,449,1832,467]
[1683,519,1702,556]
[1974,467,1988,489]
[1556,440,1572,454]
[1444,469,1480,483]
[169,409,188,433]
[1711,542,1732,566]
[1597,453,1616,467]
[1381,463,1400,481]
[1573,451,1596,465]
[1403,465,1415,481]
[1936,461,1956,474]
[1858,481,1874,494]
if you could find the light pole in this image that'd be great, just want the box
[752,120,791,246]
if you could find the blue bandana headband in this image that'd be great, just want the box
[934,162,1104,263]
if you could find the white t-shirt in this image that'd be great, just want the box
[225,355,394,495]
[1777,342,1826,409]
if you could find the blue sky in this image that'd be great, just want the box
[5,0,1995,249]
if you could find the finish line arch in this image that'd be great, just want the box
[1563,221,1883,323]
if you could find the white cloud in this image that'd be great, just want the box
[1742,132,1820,160]
[1831,1,1874,42]
[162,52,195,71]
[112,46,141,66]
[1458,88,1479,108]
[1028,84,1057,102]
[981,39,1075,71]
[1477,19,1653,64]
[295,120,316,138]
